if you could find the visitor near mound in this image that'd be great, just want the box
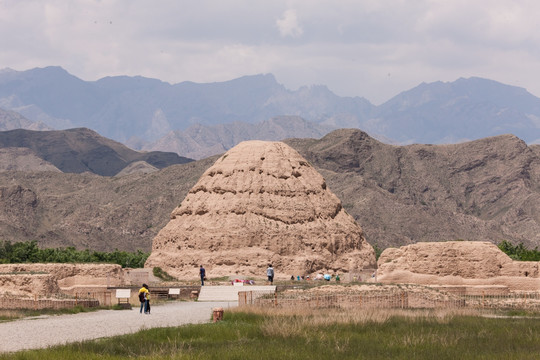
[199,265,206,286]
[267,264,274,285]
[145,140,376,280]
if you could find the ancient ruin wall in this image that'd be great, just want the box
[377,241,540,291]
[0,263,125,291]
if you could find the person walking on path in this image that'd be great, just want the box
[199,265,206,286]
[266,264,274,285]
[138,284,149,314]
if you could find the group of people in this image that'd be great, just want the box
[290,275,311,281]
[289,274,340,282]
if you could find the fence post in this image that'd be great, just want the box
[274,291,278,307]
[482,291,485,309]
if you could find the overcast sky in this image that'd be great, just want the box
[1,0,539,104]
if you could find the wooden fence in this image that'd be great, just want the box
[0,296,99,310]
[239,290,540,310]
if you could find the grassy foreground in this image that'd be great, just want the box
[2,307,540,359]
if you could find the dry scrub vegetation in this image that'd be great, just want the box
[234,306,481,338]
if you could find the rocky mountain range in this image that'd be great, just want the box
[285,130,540,250]
[139,115,334,160]
[0,66,368,143]
[1,67,539,160]
[1,128,539,253]
[0,108,51,132]
[0,128,192,176]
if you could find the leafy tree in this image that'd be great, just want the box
[498,240,540,261]
[0,240,149,268]
[373,244,384,260]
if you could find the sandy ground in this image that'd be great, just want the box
[0,301,237,353]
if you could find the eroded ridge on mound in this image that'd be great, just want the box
[146,140,376,278]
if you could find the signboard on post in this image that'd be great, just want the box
[116,289,131,299]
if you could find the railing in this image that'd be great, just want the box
[239,290,540,310]
[0,295,99,310]
[0,286,199,310]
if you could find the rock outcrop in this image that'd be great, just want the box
[0,274,60,297]
[145,140,376,279]
[377,241,540,291]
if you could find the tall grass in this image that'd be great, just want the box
[2,307,540,359]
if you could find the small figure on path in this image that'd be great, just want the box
[336,274,340,282]
[200,265,206,286]
[138,283,149,314]
[266,264,274,285]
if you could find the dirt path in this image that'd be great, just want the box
[0,301,236,353]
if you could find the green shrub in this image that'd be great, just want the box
[498,240,540,261]
[153,266,176,281]
[0,240,149,268]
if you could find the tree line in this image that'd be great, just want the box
[498,240,540,261]
[1,239,536,268]
[0,240,149,268]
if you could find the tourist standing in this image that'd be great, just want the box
[138,283,149,314]
[266,264,274,285]
[199,265,206,286]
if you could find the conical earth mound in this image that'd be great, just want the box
[145,140,375,279]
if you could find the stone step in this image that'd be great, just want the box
[197,285,276,302]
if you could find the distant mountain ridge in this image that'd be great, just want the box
[0,67,372,144]
[0,128,192,176]
[0,108,51,131]
[138,116,335,159]
[369,77,540,144]
[1,67,539,158]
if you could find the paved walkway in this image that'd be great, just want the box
[198,285,276,301]
[0,300,237,353]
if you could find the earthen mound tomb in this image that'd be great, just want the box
[377,241,539,291]
[145,140,376,279]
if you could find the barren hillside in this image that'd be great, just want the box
[2,129,540,252]
[285,129,540,249]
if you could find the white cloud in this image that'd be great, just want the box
[276,9,303,38]
[1,0,540,104]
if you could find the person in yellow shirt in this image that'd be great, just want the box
[138,284,149,314]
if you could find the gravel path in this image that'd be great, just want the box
[0,301,237,353]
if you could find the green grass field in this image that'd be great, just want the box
[2,307,539,359]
